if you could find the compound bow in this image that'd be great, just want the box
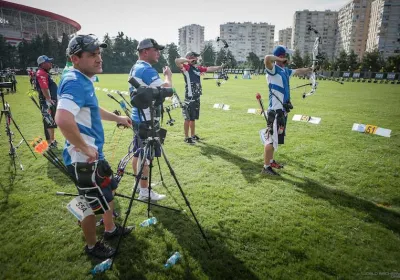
[293,25,343,99]
[302,25,321,98]
[203,37,230,87]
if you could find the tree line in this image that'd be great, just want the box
[290,49,400,73]
[0,32,237,74]
[0,32,399,74]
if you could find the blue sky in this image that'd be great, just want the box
[10,0,349,44]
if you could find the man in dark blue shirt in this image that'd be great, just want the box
[175,52,223,144]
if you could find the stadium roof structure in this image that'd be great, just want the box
[0,0,81,45]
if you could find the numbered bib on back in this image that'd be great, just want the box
[67,196,94,221]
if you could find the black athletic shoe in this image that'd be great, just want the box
[103,224,134,241]
[192,135,201,141]
[184,137,195,144]
[85,241,116,259]
[261,166,280,176]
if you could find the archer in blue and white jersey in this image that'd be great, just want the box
[57,69,105,165]
[266,60,295,111]
[128,38,172,202]
[129,60,164,126]
[55,34,133,259]
[261,45,312,176]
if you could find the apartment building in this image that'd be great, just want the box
[292,10,338,61]
[220,22,275,62]
[178,24,205,56]
[335,0,373,58]
[366,0,400,58]
[278,28,292,49]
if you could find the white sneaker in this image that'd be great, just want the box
[138,190,166,201]
[133,182,159,193]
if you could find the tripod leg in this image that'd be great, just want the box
[156,157,164,183]
[110,140,149,269]
[158,141,211,249]
[144,143,153,218]
[9,151,17,173]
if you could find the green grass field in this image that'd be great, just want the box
[0,74,399,280]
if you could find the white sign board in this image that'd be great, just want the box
[247,108,267,115]
[213,104,230,110]
[352,123,391,137]
[292,114,321,124]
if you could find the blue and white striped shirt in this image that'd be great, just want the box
[57,69,105,165]
[128,60,163,123]
[265,64,295,111]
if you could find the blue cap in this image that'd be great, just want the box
[37,55,53,65]
[273,45,293,57]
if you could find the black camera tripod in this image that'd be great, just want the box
[110,102,210,269]
[0,86,36,172]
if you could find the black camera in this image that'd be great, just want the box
[128,77,175,109]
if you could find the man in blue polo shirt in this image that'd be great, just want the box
[262,45,312,176]
[56,34,133,259]
[129,38,172,201]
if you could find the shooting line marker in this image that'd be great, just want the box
[247,108,267,115]
[292,114,321,124]
[352,123,391,137]
[213,104,230,110]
